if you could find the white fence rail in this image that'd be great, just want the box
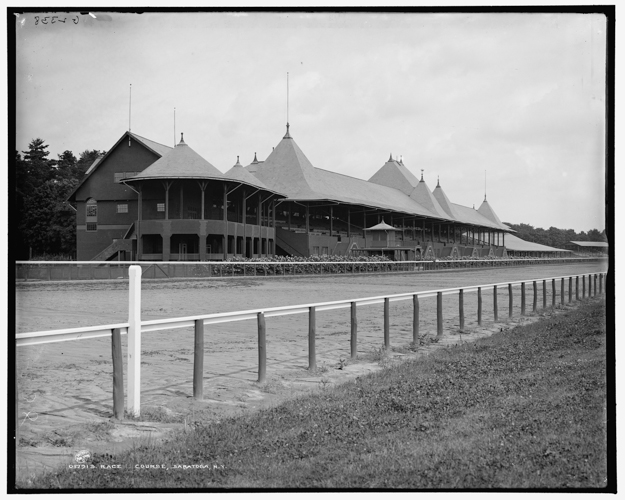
[15,266,606,438]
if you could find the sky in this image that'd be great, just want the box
[14,10,608,233]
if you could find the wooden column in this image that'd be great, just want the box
[180,184,184,219]
[112,328,124,420]
[223,185,229,260]
[330,206,333,237]
[308,307,316,371]
[384,298,390,349]
[305,204,310,234]
[350,302,357,359]
[477,287,483,326]
[459,289,464,332]
[347,208,351,237]
[193,319,204,400]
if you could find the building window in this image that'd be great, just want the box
[322,247,329,255]
[312,246,319,255]
[157,203,165,212]
[86,223,97,232]
[117,204,128,213]
[86,204,97,217]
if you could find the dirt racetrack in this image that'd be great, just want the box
[14,261,608,479]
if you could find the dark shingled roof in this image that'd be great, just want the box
[223,157,281,194]
[125,135,223,182]
[409,178,451,219]
[478,198,506,228]
[432,181,462,220]
[253,129,445,218]
[368,156,420,195]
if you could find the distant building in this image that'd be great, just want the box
[565,241,609,254]
[68,124,512,261]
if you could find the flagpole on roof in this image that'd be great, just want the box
[128,84,132,146]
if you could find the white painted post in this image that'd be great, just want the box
[128,265,142,416]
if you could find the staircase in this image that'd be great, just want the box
[91,239,133,261]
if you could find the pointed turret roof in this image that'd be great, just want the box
[253,125,320,198]
[478,197,507,228]
[223,156,276,193]
[253,126,443,218]
[409,176,450,219]
[432,180,461,220]
[368,155,420,195]
[125,134,223,182]
[245,152,262,174]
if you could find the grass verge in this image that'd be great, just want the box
[19,299,607,490]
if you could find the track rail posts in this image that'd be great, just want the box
[508,283,513,318]
[128,265,142,417]
[543,280,547,310]
[493,285,498,322]
[533,281,537,313]
[459,289,465,333]
[350,302,357,360]
[599,274,603,295]
[112,328,124,420]
[594,274,598,296]
[569,277,572,303]
[583,275,586,298]
[588,274,592,297]
[384,298,390,348]
[413,295,420,343]
[552,279,556,308]
[521,282,526,316]
[477,287,482,326]
[257,312,266,383]
[561,278,565,305]
[576,276,579,301]
[437,292,443,338]
[309,307,317,370]
[193,319,204,400]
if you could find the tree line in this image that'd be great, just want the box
[502,222,607,249]
[13,138,105,260]
[12,137,607,260]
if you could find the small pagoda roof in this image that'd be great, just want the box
[364,220,401,231]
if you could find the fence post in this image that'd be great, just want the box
[594,274,597,296]
[582,275,586,298]
[459,289,464,333]
[257,312,266,383]
[413,295,419,343]
[561,278,565,305]
[599,274,603,295]
[521,282,526,316]
[128,265,142,417]
[437,292,443,338]
[477,287,482,326]
[569,277,572,303]
[576,276,579,301]
[589,274,593,297]
[493,285,498,322]
[543,280,547,309]
[552,279,556,308]
[508,283,513,318]
[350,302,357,360]
[384,297,390,349]
[533,281,537,313]
[193,319,204,400]
[309,307,317,370]
[112,328,124,420]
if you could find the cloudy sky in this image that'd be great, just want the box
[15,11,607,233]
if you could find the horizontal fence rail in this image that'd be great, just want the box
[16,267,607,433]
[15,256,607,281]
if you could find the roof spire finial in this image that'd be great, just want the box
[437,175,440,187]
[237,155,240,163]
[284,72,292,139]
[484,170,487,201]
[179,132,185,144]
[389,153,393,162]
[420,169,424,181]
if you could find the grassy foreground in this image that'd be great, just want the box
[21,299,607,490]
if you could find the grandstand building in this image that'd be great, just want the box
[68,124,514,261]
